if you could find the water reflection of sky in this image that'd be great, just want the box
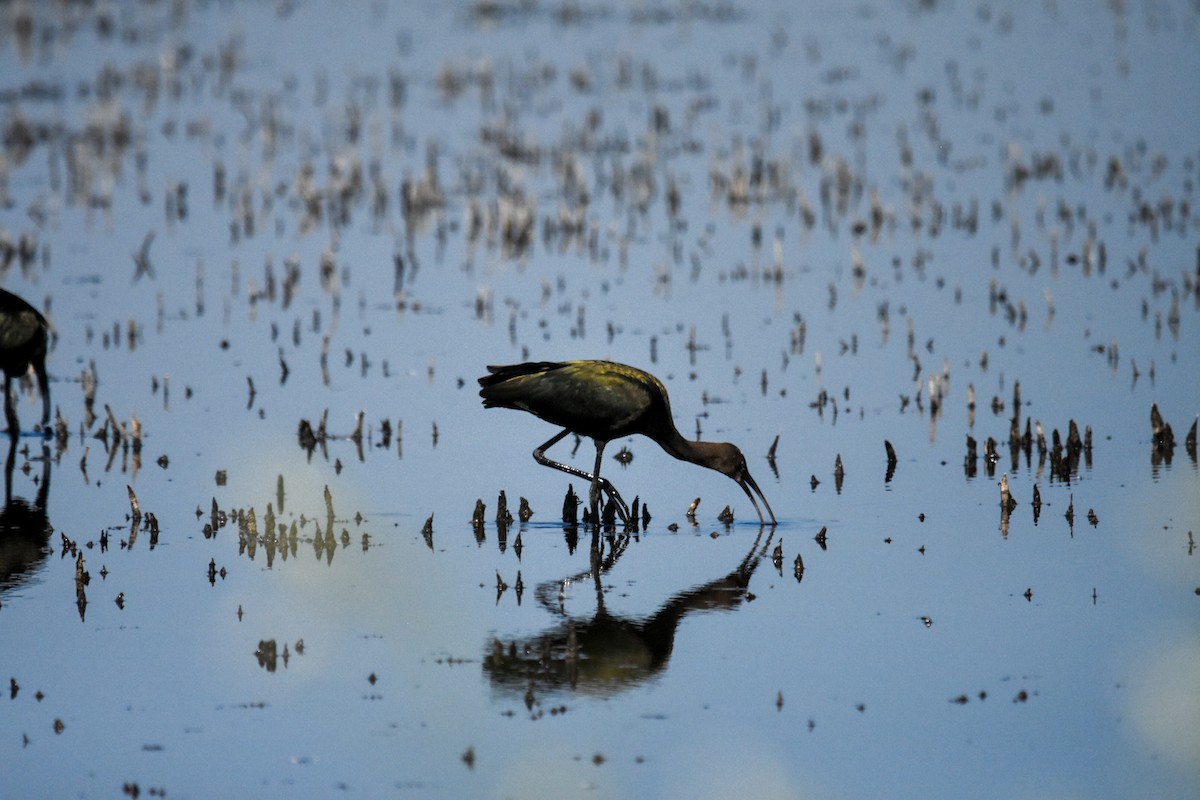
[1,1,1198,798]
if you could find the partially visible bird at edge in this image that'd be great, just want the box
[0,288,51,437]
[478,361,776,526]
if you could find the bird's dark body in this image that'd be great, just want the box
[479,361,671,443]
[0,289,51,431]
[479,360,777,525]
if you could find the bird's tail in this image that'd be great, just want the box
[477,361,563,407]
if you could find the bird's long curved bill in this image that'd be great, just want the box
[737,470,776,526]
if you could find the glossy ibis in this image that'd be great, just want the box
[0,289,50,435]
[478,361,776,526]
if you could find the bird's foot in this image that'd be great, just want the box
[595,480,630,526]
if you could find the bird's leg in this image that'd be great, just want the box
[589,440,630,527]
[588,441,603,523]
[532,429,630,526]
[532,429,574,476]
[3,430,15,504]
[3,376,17,438]
[35,361,50,430]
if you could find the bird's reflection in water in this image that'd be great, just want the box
[483,527,775,699]
[0,437,52,597]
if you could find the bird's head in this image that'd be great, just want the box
[695,442,777,526]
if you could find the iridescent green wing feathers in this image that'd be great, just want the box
[479,360,665,441]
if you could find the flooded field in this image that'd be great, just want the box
[1,1,1197,797]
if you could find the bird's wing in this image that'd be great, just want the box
[0,309,45,350]
[480,361,656,439]
[479,361,563,389]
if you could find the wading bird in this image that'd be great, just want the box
[478,361,776,526]
[0,289,50,436]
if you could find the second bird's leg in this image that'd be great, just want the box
[35,360,50,429]
[3,377,17,438]
[589,440,631,525]
[532,429,630,525]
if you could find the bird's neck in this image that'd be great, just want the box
[657,427,720,466]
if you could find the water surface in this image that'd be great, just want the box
[1,2,1197,798]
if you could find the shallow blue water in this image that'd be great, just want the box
[1,1,1197,798]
